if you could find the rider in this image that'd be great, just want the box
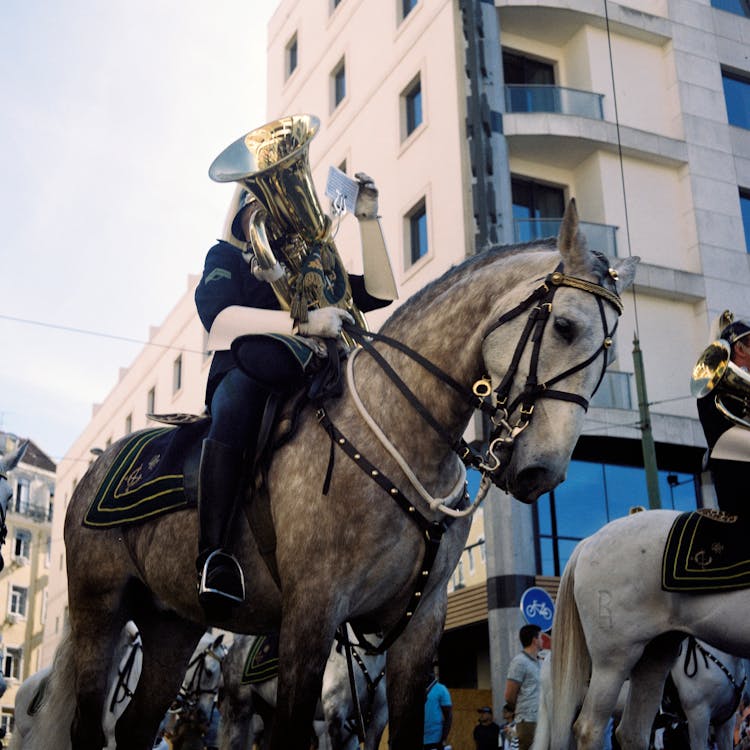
[696,310,750,518]
[194,172,397,619]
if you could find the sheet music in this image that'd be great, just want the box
[325,166,359,216]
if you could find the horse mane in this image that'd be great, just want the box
[380,238,558,333]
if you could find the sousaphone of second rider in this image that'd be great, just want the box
[194,115,398,620]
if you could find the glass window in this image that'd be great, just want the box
[173,355,183,394]
[711,0,750,17]
[741,189,750,253]
[332,59,346,109]
[535,460,699,575]
[722,69,750,129]
[403,76,423,138]
[147,387,156,414]
[3,647,22,680]
[14,479,29,514]
[512,177,565,242]
[0,708,13,736]
[10,586,28,618]
[13,530,30,560]
[406,199,428,266]
[503,51,554,85]
[125,413,132,434]
[285,33,298,79]
[401,0,418,21]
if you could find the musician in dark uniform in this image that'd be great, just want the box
[696,312,750,518]
[194,173,397,619]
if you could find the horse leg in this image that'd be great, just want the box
[270,607,337,750]
[113,608,204,750]
[383,592,446,750]
[713,716,735,750]
[572,662,630,750]
[615,634,682,750]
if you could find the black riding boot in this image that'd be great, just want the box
[196,438,246,620]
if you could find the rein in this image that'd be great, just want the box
[174,642,225,712]
[108,632,142,714]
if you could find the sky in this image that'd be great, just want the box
[0,0,281,461]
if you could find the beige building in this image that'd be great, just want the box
[0,433,55,736]
[41,0,750,739]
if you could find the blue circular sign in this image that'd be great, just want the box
[519,587,554,631]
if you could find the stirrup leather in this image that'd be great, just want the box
[198,549,245,604]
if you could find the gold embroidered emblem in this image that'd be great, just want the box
[696,508,738,523]
[693,549,712,568]
[125,465,143,488]
[148,454,161,471]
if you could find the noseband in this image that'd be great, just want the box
[478,263,623,477]
[173,642,225,712]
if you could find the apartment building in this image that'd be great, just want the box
[41,0,750,734]
[0,433,54,736]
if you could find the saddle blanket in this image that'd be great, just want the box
[83,421,208,528]
[662,509,750,592]
[241,633,280,685]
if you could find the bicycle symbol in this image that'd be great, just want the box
[524,599,552,620]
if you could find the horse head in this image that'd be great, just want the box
[482,200,638,502]
[175,632,226,726]
[0,439,29,571]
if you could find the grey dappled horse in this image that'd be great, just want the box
[547,509,750,750]
[219,629,387,750]
[58,200,637,749]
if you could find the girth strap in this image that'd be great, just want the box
[317,407,456,654]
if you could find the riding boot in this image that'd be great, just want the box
[195,438,246,620]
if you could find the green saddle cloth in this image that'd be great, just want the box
[83,421,207,528]
[662,509,750,592]
[241,633,280,685]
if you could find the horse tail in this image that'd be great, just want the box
[549,542,590,750]
[22,628,77,750]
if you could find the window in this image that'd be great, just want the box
[741,189,750,253]
[406,199,428,266]
[512,177,565,242]
[400,0,418,21]
[712,0,750,17]
[535,461,698,576]
[332,0,343,8]
[3,647,22,680]
[173,355,183,394]
[285,33,298,79]
[331,58,346,110]
[467,546,475,574]
[125,413,132,435]
[13,530,30,561]
[9,586,28,618]
[503,50,554,86]
[14,479,29,514]
[0,709,13,736]
[45,536,51,568]
[722,68,750,129]
[147,387,156,414]
[402,75,423,139]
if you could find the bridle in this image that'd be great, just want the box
[341,260,624,492]
[478,262,623,478]
[171,640,226,714]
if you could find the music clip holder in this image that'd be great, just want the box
[325,166,359,217]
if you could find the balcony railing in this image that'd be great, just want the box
[514,218,619,257]
[505,84,604,120]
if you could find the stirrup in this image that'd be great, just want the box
[198,549,245,605]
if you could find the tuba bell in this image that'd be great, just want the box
[691,339,750,429]
[208,114,368,344]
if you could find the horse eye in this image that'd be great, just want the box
[553,317,576,343]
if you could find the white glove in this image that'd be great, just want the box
[245,254,285,283]
[298,307,354,338]
[354,172,378,220]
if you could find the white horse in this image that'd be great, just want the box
[533,635,745,750]
[9,621,142,750]
[219,628,387,750]
[547,509,750,750]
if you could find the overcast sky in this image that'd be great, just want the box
[1,0,280,460]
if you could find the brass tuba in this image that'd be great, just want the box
[208,114,368,344]
[691,339,750,429]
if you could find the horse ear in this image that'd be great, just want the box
[1,439,29,473]
[213,633,225,647]
[610,255,639,292]
[557,199,592,275]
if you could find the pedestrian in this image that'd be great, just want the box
[504,624,543,750]
[473,705,501,750]
[424,669,453,749]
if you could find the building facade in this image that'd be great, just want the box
[0,433,55,737]
[40,0,750,739]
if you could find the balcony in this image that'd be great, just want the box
[505,84,604,120]
[514,218,619,257]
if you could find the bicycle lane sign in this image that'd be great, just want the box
[519,587,554,631]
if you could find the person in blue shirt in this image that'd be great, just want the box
[194,173,397,619]
[424,671,453,750]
